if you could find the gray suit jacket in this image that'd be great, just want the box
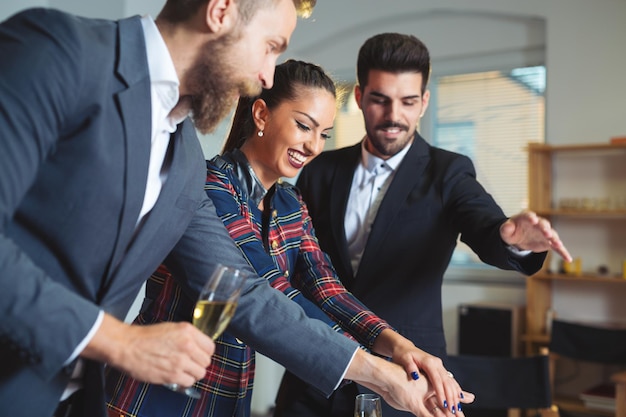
[0,9,357,417]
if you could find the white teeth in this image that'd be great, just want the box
[288,150,306,164]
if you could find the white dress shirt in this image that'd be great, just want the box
[344,139,412,275]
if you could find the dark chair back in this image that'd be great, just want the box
[446,354,552,410]
[549,320,626,364]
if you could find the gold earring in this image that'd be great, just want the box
[257,130,264,137]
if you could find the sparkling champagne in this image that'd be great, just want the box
[193,300,238,340]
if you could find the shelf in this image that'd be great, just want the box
[531,273,626,284]
[533,209,626,219]
[528,142,626,153]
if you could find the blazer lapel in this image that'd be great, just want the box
[329,144,361,286]
[102,121,201,313]
[356,135,431,280]
[99,17,152,301]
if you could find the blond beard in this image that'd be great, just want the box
[186,30,262,134]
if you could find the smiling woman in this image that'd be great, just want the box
[105,59,352,417]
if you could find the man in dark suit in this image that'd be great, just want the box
[0,6,448,417]
[275,32,572,417]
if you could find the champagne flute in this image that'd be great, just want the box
[164,264,248,398]
[355,393,383,417]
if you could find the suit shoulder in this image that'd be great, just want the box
[428,145,474,168]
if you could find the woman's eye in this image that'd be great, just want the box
[321,133,331,140]
[296,121,311,132]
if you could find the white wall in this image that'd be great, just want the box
[3,0,625,413]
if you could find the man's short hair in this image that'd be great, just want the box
[160,0,316,24]
[356,32,431,93]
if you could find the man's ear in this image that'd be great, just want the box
[354,84,363,110]
[205,0,238,34]
[252,99,269,131]
[420,89,430,118]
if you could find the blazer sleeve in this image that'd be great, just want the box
[164,184,359,395]
[444,153,546,274]
[0,9,103,380]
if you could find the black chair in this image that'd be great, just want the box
[445,354,556,417]
[549,319,626,417]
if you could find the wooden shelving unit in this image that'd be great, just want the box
[525,142,626,416]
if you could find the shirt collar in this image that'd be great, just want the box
[223,149,269,207]
[140,15,180,111]
[360,132,415,173]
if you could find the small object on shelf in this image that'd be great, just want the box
[623,260,626,279]
[597,265,610,276]
[579,382,616,412]
[610,136,626,145]
[563,257,582,276]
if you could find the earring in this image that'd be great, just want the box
[257,130,264,137]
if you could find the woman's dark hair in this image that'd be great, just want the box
[222,59,336,152]
[356,32,431,93]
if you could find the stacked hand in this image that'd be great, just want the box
[388,338,473,415]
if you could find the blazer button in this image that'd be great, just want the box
[271,241,278,249]
[284,270,289,277]
[272,210,278,218]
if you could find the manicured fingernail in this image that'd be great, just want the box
[458,403,462,412]
[460,392,464,399]
[452,405,456,414]
[411,371,419,380]
[443,400,448,409]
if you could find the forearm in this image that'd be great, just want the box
[371,328,416,358]
[81,313,127,365]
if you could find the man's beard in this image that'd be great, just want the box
[186,31,262,134]
[366,122,415,157]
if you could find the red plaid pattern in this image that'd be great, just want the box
[105,157,391,417]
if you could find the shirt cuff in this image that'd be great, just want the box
[506,245,532,257]
[333,346,360,391]
[64,309,105,366]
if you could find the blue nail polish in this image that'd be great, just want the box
[458,403,462,412]
[411,371,419,380]
[443,400,448,409]
[460,392,464,399]
[452,406,456,414]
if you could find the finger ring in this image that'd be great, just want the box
[447,371,454,378]
[431,406,439,413]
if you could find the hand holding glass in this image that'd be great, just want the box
[355,393,383,417]
[165,264,247,398]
